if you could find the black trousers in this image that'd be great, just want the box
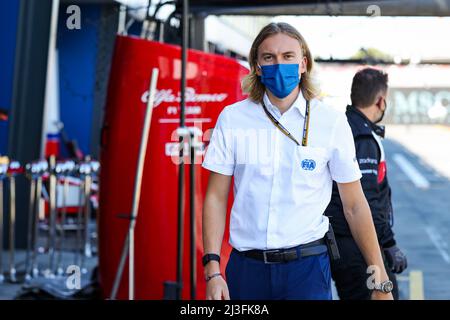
[331,236,399,300]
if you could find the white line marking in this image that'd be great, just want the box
[393,153,430,189]
[425,226,450,264]
[158,118,212,123]
[409,270,425,300]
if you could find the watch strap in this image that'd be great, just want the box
[374,280,393,293]
[202,253,220,266]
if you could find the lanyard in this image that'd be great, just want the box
[261,100,310,147]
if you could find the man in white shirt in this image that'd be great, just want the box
[201,22,394,300]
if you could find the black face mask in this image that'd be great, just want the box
[375,100,387,124]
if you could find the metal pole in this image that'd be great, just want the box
[81,159,92,274]
[140,0,153,39]
[8,174,17,282]
[110,232,129,300]
[56,171,69,275]
[110,68,159,300]
[32,176,43,278]
[75,179,84,267]
[176,0,189,301]
[189,131,196,300]
[25,175,36,281]
[84,175,92,259]
[0,178,4,283]
[46,155,57,277]
[118,5,127,35]
[128,68,159,300]
[0,159,7,283]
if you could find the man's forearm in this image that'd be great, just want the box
[344,198,389,281]
[202,196,227,273]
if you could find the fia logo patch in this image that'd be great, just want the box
[301,159,316,171]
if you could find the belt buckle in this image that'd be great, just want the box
[263,249,281,264]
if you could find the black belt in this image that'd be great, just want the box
[233,238,327,264]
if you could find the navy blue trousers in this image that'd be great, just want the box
[226,249,332,300]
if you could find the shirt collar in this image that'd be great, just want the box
[346,105,386,138]
[262,91,307,118]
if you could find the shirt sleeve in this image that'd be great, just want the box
[328,114,362,183]
[201,107,235,176]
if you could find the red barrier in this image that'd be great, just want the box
[99,35,248,299]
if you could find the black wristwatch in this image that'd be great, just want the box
[373,280,394,293]
[202,253,220,267]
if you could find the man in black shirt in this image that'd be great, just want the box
[325,68,407,300]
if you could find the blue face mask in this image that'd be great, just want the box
[259,63,301,99]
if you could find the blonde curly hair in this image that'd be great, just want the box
[242,22,319,103]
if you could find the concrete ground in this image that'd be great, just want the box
[382,125,450,300]
[330,124,450,300]
[0,221,98,300]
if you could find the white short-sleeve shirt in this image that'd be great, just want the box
[202,92,362,251]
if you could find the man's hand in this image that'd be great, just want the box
[371,290,394,300]
[206,275,230,300]
[384,245,407,274]
[204,260,230,300]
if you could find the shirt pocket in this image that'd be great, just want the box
[293,146,328,188]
